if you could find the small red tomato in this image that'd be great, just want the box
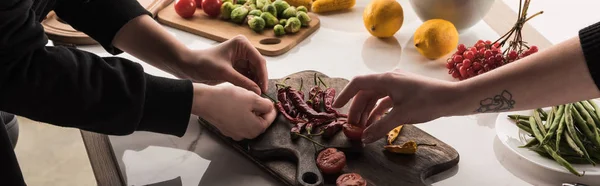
[336,173,367,186]
[175,0,196,18]
[202,0,222,17]
[343,124,364,141]
[195,0,203,8]
[316,148,346,175]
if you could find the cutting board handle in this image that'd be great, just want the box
[295,150,323,186]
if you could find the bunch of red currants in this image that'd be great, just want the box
[446,40,538,80]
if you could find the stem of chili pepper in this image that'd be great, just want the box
[308,130,324,136]
[262,93,276,103]
[317,76,328,88]
[299,77,304,91]
[417,143,437,147]
[296,133,326,148]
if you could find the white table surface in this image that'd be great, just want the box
[75,0,600,185]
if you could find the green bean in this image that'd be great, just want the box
[545,108,555,131]
[574,102,597,132]
[529,116,545,142]
[541,105,565,144]
[517,119,530,125]
[555,105,570,150]
[517,122,533,135]
[542,144,584,177]
[582,101,600,124]
[588,100,600,128]
[534,109,547,135]
[508,114,530,121]
[566,111,596,165]
[520,138,539,148]
[585,116,600,147]
[572,108,600,147]
[537,108,548,120]
[565,131,584,156]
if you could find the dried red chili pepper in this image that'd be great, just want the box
[287,89,337,120]
[291,122,307,139]
[319,120,346,138]
[323,88,347,118]
[276,102,306,124]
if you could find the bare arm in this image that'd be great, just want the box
[449,36,600,116]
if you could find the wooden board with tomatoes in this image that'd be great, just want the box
[197,70,460,186]
[157,0,320,56]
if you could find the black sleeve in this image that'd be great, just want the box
[54,0,152,55]
[579,21,600,90]
[0,0,192,137]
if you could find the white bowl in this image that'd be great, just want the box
[409,0,495,33]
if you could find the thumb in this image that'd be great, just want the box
[362,108,403,144]
[252,96,275,114]
[224,69,261,95]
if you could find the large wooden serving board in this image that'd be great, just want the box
[197,70,460,186]
[156,2,320,56]
[42,0,174,45]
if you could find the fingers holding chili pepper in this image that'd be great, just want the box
[366,96,394,127]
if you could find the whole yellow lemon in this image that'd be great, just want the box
[414,19,459,60]
[363,0,404,38]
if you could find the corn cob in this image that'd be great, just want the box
[284,0,312,10]
[311,0,355,13]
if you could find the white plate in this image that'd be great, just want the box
[495,102,600,176]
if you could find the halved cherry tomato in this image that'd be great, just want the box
[316,148,346,175]
[343,123,364,141]
[201,0,222,18]
[195,0,203,8]
[336,173,367,186]
[175,0,196,18]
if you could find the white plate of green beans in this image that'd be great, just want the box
[496,99,600,177]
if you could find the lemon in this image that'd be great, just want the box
[414,19,459,60]
[363,0,404,38]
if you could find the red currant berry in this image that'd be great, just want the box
[508,50,518,60]
[456,63,463,68]
[462,59,472,68]
[453,55,464,63]
[483,64,491,71]
[463,51,475,60]
[529,46,538,53]
[458,44,466,52]
[485,40,492,45]
[484,50,493,58]
[469,47,477,53]
[476,43,485,50]
[452,70,461,78]
[477,69,485,75]
[472,62,482,71]
[477,40,484,44]
[459,66,468,78]
[467,67,476,76]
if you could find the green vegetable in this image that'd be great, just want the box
[566,109,596,165]
[248,16,266,32]
[296,11,311,27]
[572,108,600,147]
[256,0,270,10]
[220,2,236,20]
[284,17,301,33]
[273,0,290,17]
[555,106,566,150]
[249,4,257,10]
[297,5,308,13]
[533,109,547,136]
[274,24,285,36]
[279,18,287,25]
[540,105,564,145]
[263,4,277,17]
[542,144,584,176]
[260,12,279,27]
[245,0,256,5]
[249,9,263,16]
[508,114,530,121]
[237,0,247,5]
[231,6,250,23]
[223,0,233,3]
[282,6,297,19]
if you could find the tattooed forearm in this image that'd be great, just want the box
[474,90,516,113]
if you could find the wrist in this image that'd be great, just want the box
[191,83,212,116]
[439,81,471,117]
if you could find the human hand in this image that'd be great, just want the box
[332,70,458,144]
[191,83,276,141]
[178,35,268,95]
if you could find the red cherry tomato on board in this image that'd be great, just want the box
[336,173,367,186]
[316,148,346,175]
[175,0,196,18]
[343,123,364,141]
[195,0,203,8]
[201,0,222,18]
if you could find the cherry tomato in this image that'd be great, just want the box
[336,173,367,186]
[195,0,203,8]
[175,0,196,18]
[343,123,364,141]
[316,148,346,175]
[202,0,222,18]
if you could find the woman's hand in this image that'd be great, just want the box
[177,35,268,95]
[191,83,276,141]
[333,70,458,144]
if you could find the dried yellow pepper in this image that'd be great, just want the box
[386,125,403,145]
[384,140,417,154]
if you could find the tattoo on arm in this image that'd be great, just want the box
[475,90,515,113]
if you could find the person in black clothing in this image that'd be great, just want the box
[1,0,276,184]
[333,23,600,144]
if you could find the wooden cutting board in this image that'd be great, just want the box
[197,70,460,186]
[156,2,320,56]
[42,0,174,45]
